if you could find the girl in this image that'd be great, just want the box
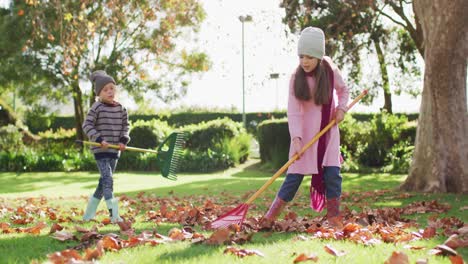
[82,70,130,223]
[263,27,349,228]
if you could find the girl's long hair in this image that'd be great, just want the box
[293,60,330,105]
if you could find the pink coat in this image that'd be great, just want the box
[287,56,349,175]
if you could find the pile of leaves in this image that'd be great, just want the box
[0,192,466,263]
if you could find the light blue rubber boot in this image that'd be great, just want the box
[83,196,101,221]
[105,198,123,223]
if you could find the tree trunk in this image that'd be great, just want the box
[401,0,468,193]
[373,38,392,114]
[409,2,425,57]
[72,80,85,143]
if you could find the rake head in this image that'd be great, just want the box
[210,203,250,229]
[157,132,185,180]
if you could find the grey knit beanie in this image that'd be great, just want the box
[297,27,325,59]
[90,70,115,95]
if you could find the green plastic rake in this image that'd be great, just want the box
[76,132,185,180]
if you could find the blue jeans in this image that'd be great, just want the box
[93,158,118,200]
[277,166,342,201]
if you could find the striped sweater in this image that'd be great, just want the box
[82,101,130,159]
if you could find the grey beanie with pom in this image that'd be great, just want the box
[90,70,115,95]
[297,27,325,59]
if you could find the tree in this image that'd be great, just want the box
[400,0,467,193]
[1,0,210,141]
[279,0,422,113]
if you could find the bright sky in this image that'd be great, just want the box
[1,0,422,114]
[166,0,422,113]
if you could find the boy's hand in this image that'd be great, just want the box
[101,141,109,149]
[119,143,126,151]
[292,137,303,160]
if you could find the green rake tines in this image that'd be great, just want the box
[156,132,185,180]
[76,132,186,180]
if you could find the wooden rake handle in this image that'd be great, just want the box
[245,90,368,205]
[76,140,159,154]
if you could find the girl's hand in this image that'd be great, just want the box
[292,137,303,159]
[334,108,346,123]
[119,143,126,151]
[101,141,109,149]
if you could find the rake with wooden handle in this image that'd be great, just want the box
[210,90,368,229]
[76,132,185,180]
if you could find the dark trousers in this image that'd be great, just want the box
[277,166,342,202]
[93,158,118,200]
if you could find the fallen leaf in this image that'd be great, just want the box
[102,218,111,225]
[47,249,82,263]
[449,255,464,264]
[293,253,319,263]
[444,234,468,250]
[49,223,63,234]
[205,228,231,245]
[435,244,458,256]
[384,251,409,264]
[422,227,437,239]
[403,244,425,250]
[101,235,121,251]
[83,240,104,261]
[23,221,48,235]
[51,230,76,241]
[324,245,347,257]
[223,246,264,258]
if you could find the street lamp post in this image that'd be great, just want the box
[270,73,280,109]
[239,14,252,128]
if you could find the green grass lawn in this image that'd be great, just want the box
[0,159,466,263]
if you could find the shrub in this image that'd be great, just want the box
[358,112,408,167]
[257,118,289,167]
[383,140,415,174]
[129,119,172,149]
[182,118,243,151]
[25,107,54,133]
[221,133,252,164]
[178,118,251,172]
[0,125,24,152]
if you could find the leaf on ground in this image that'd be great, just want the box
[118,220,133,234]
[384,251,409,264]
[0,222,11,233]
[444,234,468,250]
[168,227,190,241]
[422,226,437,238]
[205,228,231,245]
[403,244,425,250]
[101,235,122,251]
[434,244,458,256]
[458,226,468,237]
[75,225,98,233]
[324,244,347,257]
[47,249,82,264]
[293,253,319,263]
[83,240,104,261]
[49,223,63,234]
[24,221,47,235]
[101,218,111,225]
[80,231,102,242]
[223,246,264,258]
[51,230,77,241]
[448,255,465,264]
